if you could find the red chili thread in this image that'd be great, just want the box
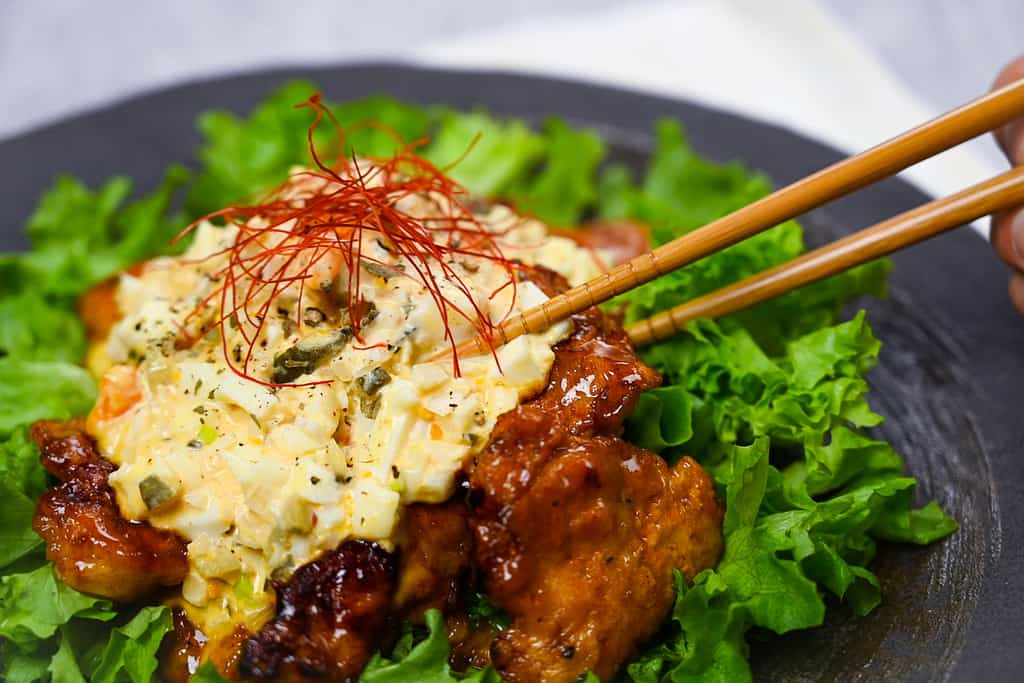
[172,93,530,386]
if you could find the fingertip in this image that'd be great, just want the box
[1010,272,1024,315]
[992,55,1024,160]
[991,208,1024,269]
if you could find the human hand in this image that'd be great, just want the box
[991,56,1024,314]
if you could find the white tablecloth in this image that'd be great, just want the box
[415,0,1004,236]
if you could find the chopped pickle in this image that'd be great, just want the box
[139,475,176,510]
[363,261,402,281]
[358,366,391,396]
[271,329,353,383]
[198,424,218,445]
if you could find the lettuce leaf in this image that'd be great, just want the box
[185,81,599,227]
[186,83,434,216]
[423,111,545,198]
[85,606,172,683]
[0,427,48,499]
[0,359,96,437]
[191,662,232,682]
[503,117,605,225]
[0,565,173,683]
[186,80,329,216]
[0,292,86,364]
[361,609,498,683]
[624,316,956,681]
[0,565,114,649]
[627,437,955,682]
[601,120,889,353]
[634,313,883,453]
[0,480,43,570]
[1,168,189,301]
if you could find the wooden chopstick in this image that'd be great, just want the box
[626,165,1024,347]
[446,78,1024,359]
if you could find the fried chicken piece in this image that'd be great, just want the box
[240,540,396,682]
[557,219,652,266]
[78,275,122,342]
[160,609,248,683]
[393,501,473,620]
[466,306,724,682]
[77,262,145,341]
[30,420,188,602]
[160,609,206,683]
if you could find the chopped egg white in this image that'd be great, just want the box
[87,166,607,637]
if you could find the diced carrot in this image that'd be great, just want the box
[87,365,142,432]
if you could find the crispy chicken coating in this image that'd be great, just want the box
[30,419,189,602]
[239,540,396,682]
[465,296,724,682]
[393,501,474,620]
[159,609,248,683]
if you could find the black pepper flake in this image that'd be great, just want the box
[187,439,203,449]
[391,465,399,479]
[310,476,321,485]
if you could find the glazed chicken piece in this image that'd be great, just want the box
[239,540,396,682]
[77,262,147,341]
[30,419,189,602]
[392,501,474,619]
[466,294,724,682]
[159,609,249,683]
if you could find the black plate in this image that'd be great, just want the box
[2,64,1022,682]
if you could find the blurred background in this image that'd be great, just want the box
[2,0,1021,217]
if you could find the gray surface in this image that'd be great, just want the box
[2,62,1021,682]
[1,0,1022,147]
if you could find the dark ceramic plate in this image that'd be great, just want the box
[2,64,1022,682]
